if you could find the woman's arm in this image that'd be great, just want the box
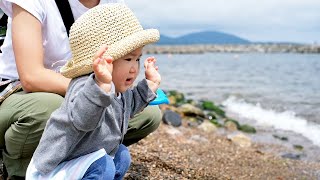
[12,4,70,96]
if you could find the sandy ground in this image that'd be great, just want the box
[125,122,320,180]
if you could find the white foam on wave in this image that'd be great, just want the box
[222,96,320,147]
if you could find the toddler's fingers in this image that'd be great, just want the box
[146,56,156,62]
[93,58,102,73]
[93,58,101,67]
[144,59,149,69]
[144,57,156,68]
[94,45,108,60]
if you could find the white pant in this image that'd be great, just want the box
[26,149,106,180]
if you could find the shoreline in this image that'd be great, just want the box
[223,111,320,163]
[144,44,320,54]
[159,90,320,163]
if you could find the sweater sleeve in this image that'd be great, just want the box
[129,79,157,118]
[66,74,115,131]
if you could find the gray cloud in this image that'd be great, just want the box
[126,0,320,43]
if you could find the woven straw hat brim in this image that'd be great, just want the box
[60,29,159,79]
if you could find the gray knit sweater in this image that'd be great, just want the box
[32,74,156,175]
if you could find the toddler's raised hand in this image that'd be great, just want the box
[144,57,161,92]
[93,45,113,92]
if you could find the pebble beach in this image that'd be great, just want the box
[125,120,320,179]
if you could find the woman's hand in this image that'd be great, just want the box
[144,56,161,92]
[93,45,113,92]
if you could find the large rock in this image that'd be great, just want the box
[224,118,240,131]
[224,121,238,131]
[162,110,182,127]
[198,121,217,133]
[227,133,252,148]
[178,104,205,118]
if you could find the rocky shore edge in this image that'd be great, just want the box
[144,44,320,54]
[1,90,319,179]
[125,90,320,179]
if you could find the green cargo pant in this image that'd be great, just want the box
[0,91,161,177]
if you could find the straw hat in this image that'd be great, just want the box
[60,4,160,78]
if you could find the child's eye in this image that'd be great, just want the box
[124,58,131,61]
[136,58,140,62]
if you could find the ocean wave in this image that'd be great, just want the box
[222,96,320,147]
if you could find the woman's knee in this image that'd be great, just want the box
[138,105,162,131]
[3,93,64,158]
[124,106,162,146]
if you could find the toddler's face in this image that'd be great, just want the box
[112,47,143,93]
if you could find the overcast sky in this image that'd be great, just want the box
[126,0,320,44]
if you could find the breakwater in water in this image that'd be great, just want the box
[144,44,320,54]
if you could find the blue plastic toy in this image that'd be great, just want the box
[149,88,169,105]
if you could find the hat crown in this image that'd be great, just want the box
[69,4,142,65]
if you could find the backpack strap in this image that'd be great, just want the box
[0,14,8,47]
[0,14,8,27]
[54,0,75,36]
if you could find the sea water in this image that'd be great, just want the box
[139,52,320,160]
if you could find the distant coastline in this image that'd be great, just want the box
[154,31,320,54]
[144,44,320,54]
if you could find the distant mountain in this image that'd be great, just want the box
[157,31,251,45]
